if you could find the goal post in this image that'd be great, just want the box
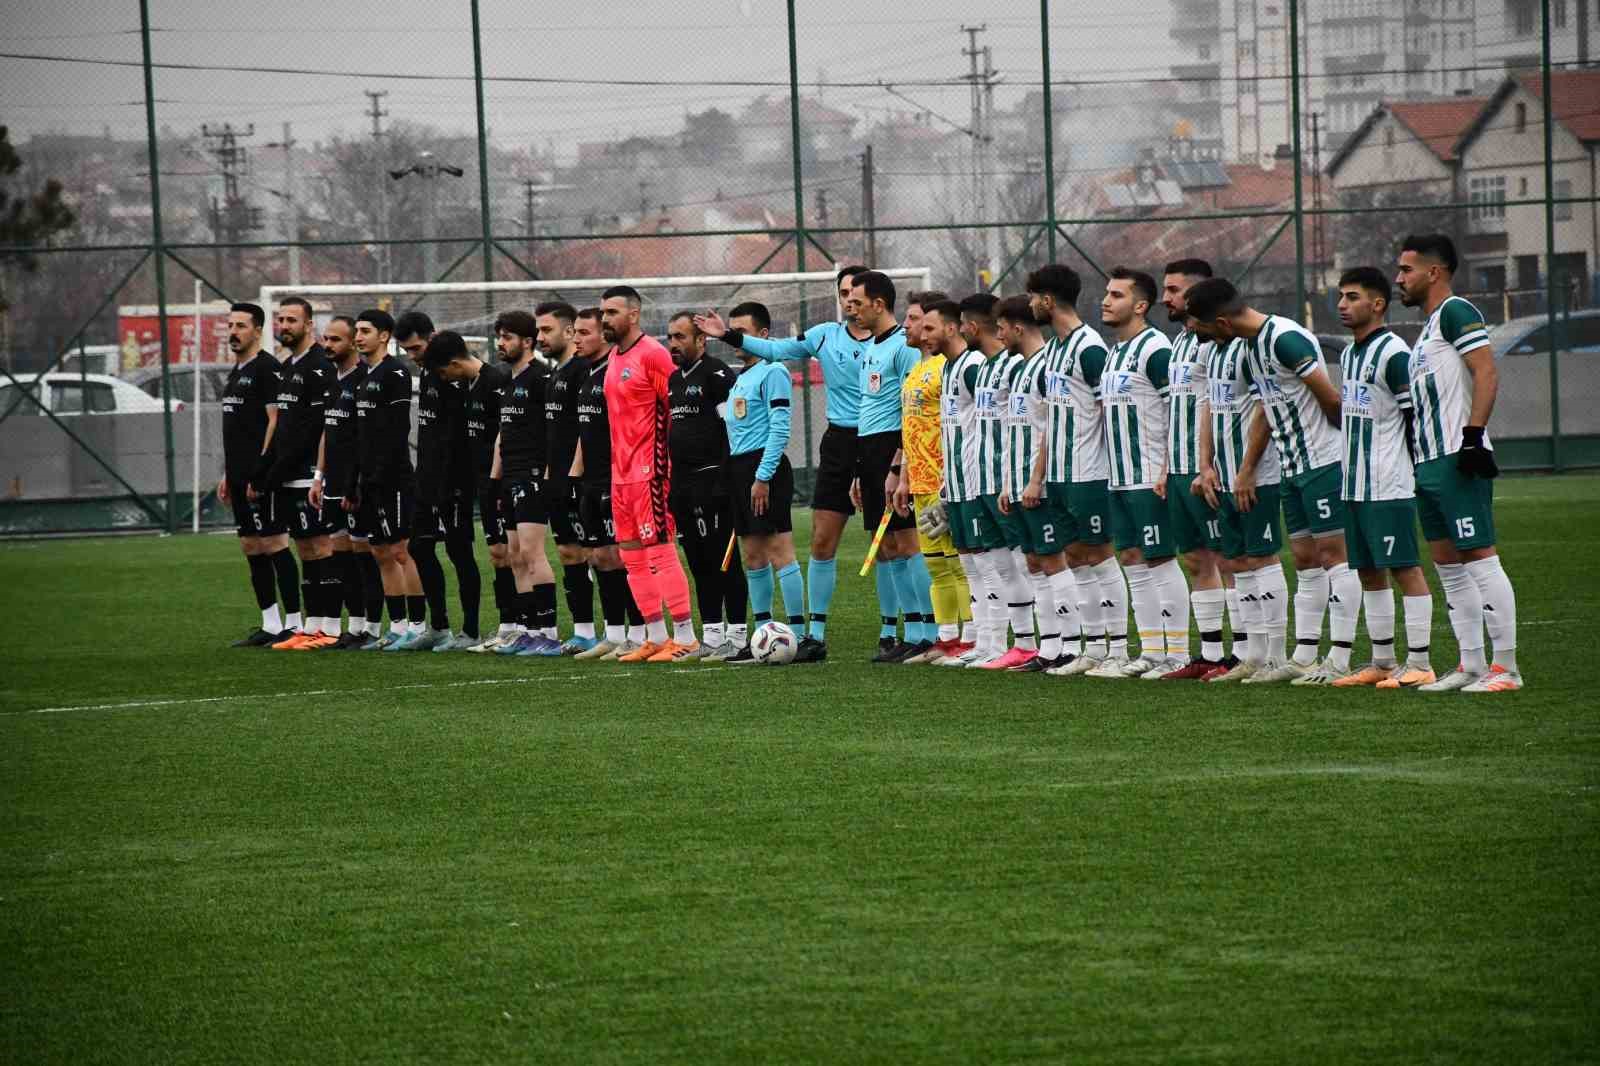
[260,267,934,481]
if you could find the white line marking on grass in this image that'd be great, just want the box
[5,667,729,716]
[1049,764,1571,792]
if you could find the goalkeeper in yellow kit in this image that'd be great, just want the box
[891,293,975,663]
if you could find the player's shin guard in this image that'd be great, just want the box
[885,557,923,644]
[928,554,962,641]
[1436,562,1487,673]
[562,562,595,639]
[1464,556,1517,672]
[1292,565,1328,666]
[359,554,384,633]
[990,549,1035,650]
[1072,565,1106,657]
[1091,557,1127,657]
[644,542,694,644]
[1225,584,1244,657]
[874,562,900,640]
[747,564,775,622]
[1363,588,1398,667]
[318,557,344,635]
[1402,593,1433,669]
[806,556,837,640]
[1192,586,1226,663]
[299,556,318,633]
[1030,571,1061,660]
[1326,562,1360,671]
[903,553,937,644]
[775,561,806,628]
[1047,568,1081,657]
[411,539,448,631]
[1256,562,1290,664]
[1233,570,1264,664]
[957,553,982,643]
[1124,563,1158,660]
[1149,559,1189,663]
[445,536,481,638]
[270,548,301,625]
[338,551,363,631]
[247,553,277,626]
[493,567,517,631]
[595,567,630,641]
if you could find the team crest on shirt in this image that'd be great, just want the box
[732,396,748,420]
[621,368,632,381]
[867,370,882,394]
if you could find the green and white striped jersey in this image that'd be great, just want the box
[1043,324,1111,484]
[975,350,1023,497]
[1102,326,1172,491]
[1339,328,1415,501]
[1207,337,1280,491]
[1166,327,1210,477]
[940,347,987,503]
[1248,315,1341,478]
[1003,344,1051,498]
[1410,294,1491,462]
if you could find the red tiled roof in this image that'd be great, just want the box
[1388,97,1487,161]
[1519,69,1600,142]
[1086,163,1301,271]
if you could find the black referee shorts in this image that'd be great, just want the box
[811,422,859,516]
[857,429,915,534]
[725,451,794,537]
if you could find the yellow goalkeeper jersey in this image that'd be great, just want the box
[901,352,946,495]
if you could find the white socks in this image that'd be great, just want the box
[1048,568,1081,657]
[1073,565,1106,658]
[702,621,725,649]
[1436,562,1487,673]
[1192,587,1226,662]
[1293,564,1328,666]
[1465,555,1518,672]
[1124,563,1156,661]
[627,624,646,645]
[1362,588,1398,667]
[1402,593,1433,670]
[1233,570,1263,664]
[604,623,625,644]
[1030,571,1061,660]
[1256,563,1289,665]
[1151,558,1190,664]
[957,554,982,645]
[646,619,670,644]
[263,604,283,633]
[990,549,1036,651]
[1092,557,1128,658]
[1326,562,1361,672]
[970,551,1008,656]
[672,617,697,645]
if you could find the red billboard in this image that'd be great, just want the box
[116,303,233,373]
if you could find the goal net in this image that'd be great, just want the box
[260,268,933,474]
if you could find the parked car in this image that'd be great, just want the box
[0,372,183,418]
[1483,309,1600,439]
[1489,309,1600,357]
[126,363,233,405]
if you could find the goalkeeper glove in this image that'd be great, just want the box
[916,500,949,540]
[1456,426,1499,479]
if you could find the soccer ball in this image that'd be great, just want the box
[749,621,798,665]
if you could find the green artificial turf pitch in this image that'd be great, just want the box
[3,473,1598,1064]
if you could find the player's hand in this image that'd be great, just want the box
[1153,471,1167,500]
[1021,478,1043,509]
[246,483,260,502]
[751,479,769,516]
[998,490,1012,514]
[1196,468,1219,509]
[217,477,229,505]
[850,478,862,510]
[1457,426,1499,479]
[309,480,324,509]
[892,482,910,517]
[342,496,357,513]
[1234,465,1257,512]
[693,309,728,339]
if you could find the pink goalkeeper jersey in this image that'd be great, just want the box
[604,332,676,486]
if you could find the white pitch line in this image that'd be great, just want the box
[6,667,729,717]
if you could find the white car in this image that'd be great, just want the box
[0,372,184,418]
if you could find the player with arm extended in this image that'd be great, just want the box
[568,307,646,660]
[490,310,561,657]
[1394,233,1520,692]
[1154,260,1233,679]
[602,286,701,662]
[694,265,872,661]
[352,309,428,650]
[1025,266,1126,677]
[716,301,805,664]
[258,296,339,649]
[220,302,298,646]
[994,296,1078,673]
[1185,280,1287,682]
[1088,268,1187,679]
[308,316,381,649]
[537,301,599,656]
[1310,267,1437,687]
[667,312,747,660]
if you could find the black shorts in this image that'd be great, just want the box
[232,492,285,538]
[858,429,916,534]
[670,468,733,548]
[330,499,367,541]
[275,486,333,540]
[725,451,794,537]
[358,485,414,546]
[811,422,860,515]
[478,481,507,546]
[577,480,617,548]
[413,496,472,542]
[506,477,548,527]
[546,476,583,545]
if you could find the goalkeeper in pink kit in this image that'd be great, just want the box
[599,286,701,662]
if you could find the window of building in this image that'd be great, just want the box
[1514,0,1537,35]
[1469,175,1507,230]
[1555,0,1568,27]
[1198,44,1212,60]
[1515,102,1528,133]
[1519,176,1529,196]
[1555,178,1573,221]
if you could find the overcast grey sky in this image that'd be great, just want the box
[3,0,1178,153]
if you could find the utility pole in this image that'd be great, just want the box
[200,122,262,296]
[521,177,575,276]
[861,144,877,266]
[390,152,464,285]
[1308,112,1324,293]
[960,25,1000,290]
[815,187,829,229]
[263,122,299,286]
[638,179,652,222]
[364,90,390,282]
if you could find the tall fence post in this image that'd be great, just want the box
[1040,0,1057,262]
[786,0,814,475]
[140,0,177,532]
[1288,0,1307,327]
[470,0,496,318]
[1541,0,1562,472]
